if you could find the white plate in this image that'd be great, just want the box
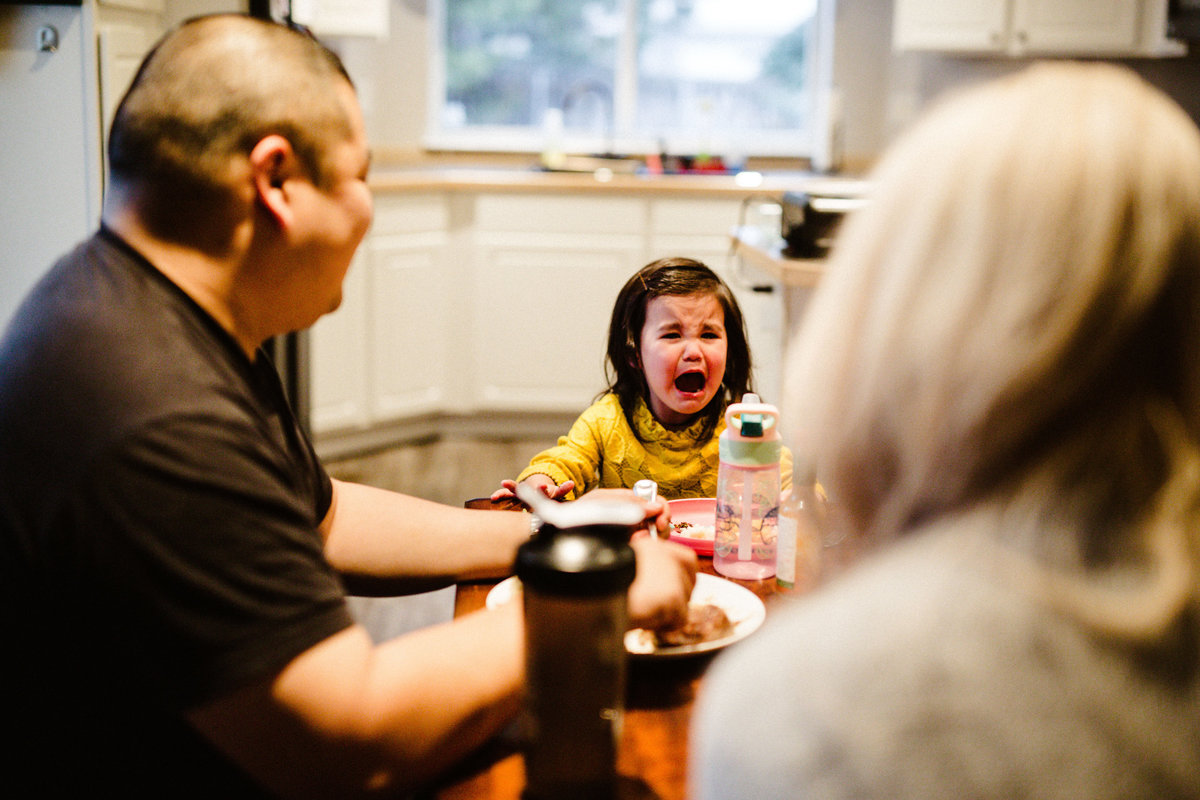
[486,572,766,658]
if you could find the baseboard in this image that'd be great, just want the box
[314,410,577,461]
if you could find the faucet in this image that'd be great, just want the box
[560,81,615,157]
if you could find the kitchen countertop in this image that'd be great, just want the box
[369,165,870,199]
[731,227,826,287]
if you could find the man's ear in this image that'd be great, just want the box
[249,134,300,229]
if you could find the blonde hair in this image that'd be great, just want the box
[785,62,1200,639]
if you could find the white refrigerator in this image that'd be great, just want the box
[0,3,103,332]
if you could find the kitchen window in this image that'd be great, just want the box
[427,0,835,162]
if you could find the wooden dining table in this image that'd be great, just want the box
[427,498,866,800]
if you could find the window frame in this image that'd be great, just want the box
[425,0,838,160]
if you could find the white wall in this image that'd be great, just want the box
[327,0,428,155]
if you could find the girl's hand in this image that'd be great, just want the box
[489,480,519,501]
[545,480,575,500]
[490,477,576,502]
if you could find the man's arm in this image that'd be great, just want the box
[189,513,696,799]
[320,478,534,595]
[188,602,525,799]
[319,480,682,596]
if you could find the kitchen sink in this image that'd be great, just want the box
[537,153,745,177]
[538,154,644,174]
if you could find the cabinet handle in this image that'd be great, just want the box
[37,25,59,53]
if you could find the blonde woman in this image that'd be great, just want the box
[691,62,1200,799]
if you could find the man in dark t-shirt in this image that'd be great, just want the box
[2,227,350,796]
[0,15,696,798]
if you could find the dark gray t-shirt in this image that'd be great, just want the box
[0,228,354,796]
[691,525,1200,800]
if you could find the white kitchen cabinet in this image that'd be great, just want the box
[310,193,452,435]
[469,193,646,412]
[97,21,156,144]
[893,0,1009,52]
[310,187,788,449]
[366,195,453,421]
[648,197,785,403]
[647,196,742,265]
[310,248,371,434]
[893,0,1185,56]
[467,192,784,415]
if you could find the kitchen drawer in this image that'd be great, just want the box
[372,192,450,236]
[474,194,647,235]
[650,197,744,235]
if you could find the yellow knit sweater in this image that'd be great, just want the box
[517,393,792,500]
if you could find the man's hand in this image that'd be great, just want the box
[575,487,671,538]
[626,537,697,632]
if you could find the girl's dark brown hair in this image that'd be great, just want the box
[603,257,754,442]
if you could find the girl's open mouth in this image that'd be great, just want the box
[674,371,707,394]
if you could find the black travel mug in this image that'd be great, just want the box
[517,519,636,800]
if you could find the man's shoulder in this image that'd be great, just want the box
[4,232,167,358]
[0,232,257,470]
[7,231,239,385]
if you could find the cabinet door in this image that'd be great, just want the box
[471,194,646,412]
[310,194,452,436]
[1013,0,1138,53]
[97,23,153,143]
[366,194,452,423]
[647,197,744,267]
[892,0,1008,52]
[367,231,451,423]
[310,249,371,434]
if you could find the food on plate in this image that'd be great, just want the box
[651,602,734,647]
[671,520,715,540]
[621,573,765,654]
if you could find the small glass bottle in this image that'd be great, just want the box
[714,393,782,580]
[776,479,824,593]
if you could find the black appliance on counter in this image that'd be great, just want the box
[781,191,869,259]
